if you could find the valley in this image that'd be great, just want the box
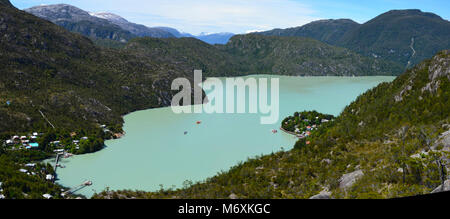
[0,0,448,200]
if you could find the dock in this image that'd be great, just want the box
[63,181,93,196]
[53,152,64,173]
[279,127,305,138]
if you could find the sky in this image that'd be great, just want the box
[11,0,450,35]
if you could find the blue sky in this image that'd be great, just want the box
[11,0,450,35]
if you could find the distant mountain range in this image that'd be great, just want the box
[24,4,175,41]
[24,4,235,44]
[260,9,450,67]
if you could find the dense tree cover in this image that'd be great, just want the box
[260,10,450,68]
[0,2,201,135]
[259,19,360,45]
[337,10,450,67]
[219,34,403,76]
[93,51,449,199]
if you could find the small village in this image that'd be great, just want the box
[4,131,90,154]
[281,111,335,140]
[0,124,112,199]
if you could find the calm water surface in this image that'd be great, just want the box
[48,75,395,197]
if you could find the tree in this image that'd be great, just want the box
[398,125,409,183]
[419,128,447,192]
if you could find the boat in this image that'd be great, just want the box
[272,129,278,134]
[184,131,188,135]
[196,121,202,125]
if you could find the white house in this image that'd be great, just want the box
[19,169,28,173]
[0,194,5,199]
[25,163,36,167]
[46,174,54,181]
[43,194,53,199]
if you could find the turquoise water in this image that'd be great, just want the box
[49,75,394,197]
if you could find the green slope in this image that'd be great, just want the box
[220,34,403,76]
[337,10,450,68]
[260,10,450,68]
[259,19,360,45]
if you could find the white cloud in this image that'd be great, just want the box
[14,0,320,34]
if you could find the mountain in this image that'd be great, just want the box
[195,32,234,45]
[124,37,241,78]
[94,50,450,199]
[154,28,234,44]
[154,27,192,38]
[89,12,175,38]
[24,4,231,44]
[259,19,360,45]
[0,0,12,7]
[0,2,200,134]
[337,9,450,68]
[261,10,450,68]
[24,4,174,42]
[219,34,403,76]
[24,4,135,42]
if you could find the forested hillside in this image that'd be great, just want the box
[0,2,199,134]
[260,10,450,68]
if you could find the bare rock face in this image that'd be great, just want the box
[431,180,450,193]
[422,50,450,93]
[433,130,450,151]
[229,193,238,199]
[339,170,364,190]
[309,190,332,199]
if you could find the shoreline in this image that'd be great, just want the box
[279,127,302,138]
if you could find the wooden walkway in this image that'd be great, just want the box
[279,127,304,138]
[63,181,93,196]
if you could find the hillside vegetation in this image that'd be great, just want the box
[260,10,450,68]
[0,2,199,134]
[220,34,403,76]
[260,19,360,45]
[93,51,449,199]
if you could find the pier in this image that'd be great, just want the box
[53,152,64,173]
[63,181,93,196]
[279,127,304,138]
